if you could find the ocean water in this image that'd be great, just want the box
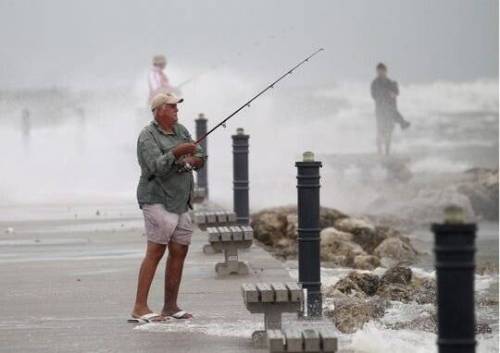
[0,72,497,352]
[0,73,497,210]
[286,264,499,353]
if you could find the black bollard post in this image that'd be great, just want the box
[195,113,208,198]
[296,151,322,318]
[232,128,249,225]
[432,206,476,353]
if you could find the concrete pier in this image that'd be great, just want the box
[0,204,294,353]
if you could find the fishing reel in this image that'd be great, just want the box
[175,156,195,174]
[177,161,194,174]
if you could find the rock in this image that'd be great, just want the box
[320,208,349,228]
[275,237,293,248]
[347,272,380,296]
[353,255,381,270]
[376,283,412,302]
[273,238,296,260]
[475,323,493,334]
[458,182,498,221]
[376,266,414,302]
[374,237,417,261]
[325,297,386,333]
[389,310,492,334]
[331,271,380,297]
[320,227,366,261]
[332,278,364,297]
[252,206,348,246]
[252,206,417,270]
[351,227,391,254]
[285,214,298,239]
[324,285,347,299]
[334,217,375,234]
[476,261,499,275]
[332,219,407,255]
[389,312,437,333]
[380,266,412,286]
[412,277,436,305]
[476,293,499,307]
[320,227,353,243]
[322,254,345,266]
[251,209,288,246]
[334,217,395,255]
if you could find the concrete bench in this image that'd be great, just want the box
[193,210,239,254]
[242,282,304,345]
[193,210,237,229]
[267,328,338,352]
[208,225,253,275]
[191,187,207,203]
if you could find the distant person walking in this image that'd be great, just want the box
[371,63,410,155]
[130,92,205,323]
[148,55,175,101]
[21,108,31,147]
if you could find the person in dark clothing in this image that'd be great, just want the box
[370,63,410,155]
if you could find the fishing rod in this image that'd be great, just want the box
[176,65,219,90]
[194,48,324,144]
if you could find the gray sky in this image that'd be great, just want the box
[0,0,498,89]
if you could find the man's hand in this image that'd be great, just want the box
[183,156,204,169]
[172,143,197,158]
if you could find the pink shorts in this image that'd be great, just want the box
[142,204,193,245]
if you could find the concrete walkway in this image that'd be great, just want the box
[0,205,295,353]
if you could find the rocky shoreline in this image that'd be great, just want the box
[250,206,498,334]
[324,266,494,335]
[251,206,418,270]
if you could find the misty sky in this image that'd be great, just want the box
[0,0,498,89]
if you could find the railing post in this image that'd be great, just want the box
[296,151,322,318]
[432,206,476,353]
[195,113,208,198]
[232,128,249,225]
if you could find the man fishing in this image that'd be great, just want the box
[129,50,323,323]
[130,92,205,323]
[148,55,175,101]
[371,62,411,155]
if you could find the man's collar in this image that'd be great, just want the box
[152,120,176,135]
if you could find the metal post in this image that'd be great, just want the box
[232,128,249,225]
[195,113,208,198]
[432,206,476,353]
[296,151,322,317]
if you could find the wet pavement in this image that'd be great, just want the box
[0,204,300,353]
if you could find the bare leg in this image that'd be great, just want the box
[376,114,384,155]
[376,132,383,155]
[162,241,191,317]
[385,131,392,155]
[132,241,166,317]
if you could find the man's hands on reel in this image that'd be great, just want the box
[172,143,203,173]
[182,156,203,169]
[172,143,197,159]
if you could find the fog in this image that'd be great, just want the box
[0,3,498,350]
[0,0,498,215]
[0,0,498,89]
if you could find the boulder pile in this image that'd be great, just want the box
[251,207,418,269]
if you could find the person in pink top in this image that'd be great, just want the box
[149,55,175,100]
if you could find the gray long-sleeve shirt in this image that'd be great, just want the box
[371,77,399,111]
[136,121,205,214]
